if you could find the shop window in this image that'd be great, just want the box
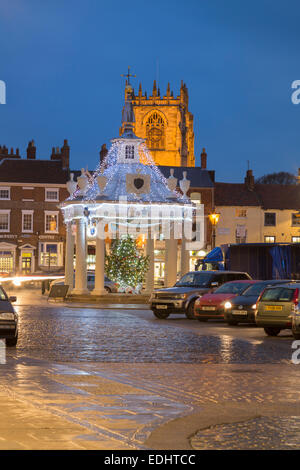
[264,236,275,243]
[40,244,58,267]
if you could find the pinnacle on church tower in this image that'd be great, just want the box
[152,80,157,97]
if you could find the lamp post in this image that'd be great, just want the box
[208,210,220,249]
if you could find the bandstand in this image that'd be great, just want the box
[61,89,195,297]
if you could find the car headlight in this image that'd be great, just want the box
[224,301,232,310]
[175,294,187,299]
[0,312,15,320]
[251,304,257,309]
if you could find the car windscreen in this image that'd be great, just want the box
[260,287,295,302]
[0,286,7,301]
[175,272,213,287]
[242,283,270,297]
[214,282,252,295]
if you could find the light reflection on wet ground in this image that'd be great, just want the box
[191,416,300,450]
[10,305,293,364]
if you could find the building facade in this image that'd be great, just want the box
[215,169,300,247]
[0,140,70,275]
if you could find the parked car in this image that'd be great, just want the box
[150,270,251,319]
[0,285,18,346]
[50,272,118,293]
[224,280,293,325]
[292,304,300,340]
[194,280,255,321]
[255,283,300,336]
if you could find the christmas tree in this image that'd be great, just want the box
[105,235,149,293]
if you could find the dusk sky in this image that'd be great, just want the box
[1,0,300,182]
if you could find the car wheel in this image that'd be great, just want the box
[264,327,281,337]
[185,300,196,319]
[6,335,18,347]
[152,310,170,319]
[105,286,111,293]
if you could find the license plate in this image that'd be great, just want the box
[156,305,168,309]
[265,306,282,311]
[232,310,248,315]
[202,306,216,311]
[0,325,15,329]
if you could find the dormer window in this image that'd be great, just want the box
[125,145,135,159]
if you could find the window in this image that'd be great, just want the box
[235,224,247,243]
[292,213,300,226]
[40,243,59,267]
[45,188,59,201]
[45,211,59,233]
[0,187,10,200]
[146,112,165,150]
[125,145,135,159]
[22,211,33,233]
[264,212,276,226]
[292,236,300,243]
[0,211,10,232]
[235,208,247,218]
[264,236,275,243]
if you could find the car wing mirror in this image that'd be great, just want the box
[9,296,17,302]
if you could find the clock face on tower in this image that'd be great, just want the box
[148,127,163,143]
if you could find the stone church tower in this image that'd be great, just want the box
[120,80,195,167]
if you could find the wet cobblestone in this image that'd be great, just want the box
[191,416,300,450]
[13,306,293,363]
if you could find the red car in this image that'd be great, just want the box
[194,280,257,322]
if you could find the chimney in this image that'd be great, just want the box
[245,169,255,190]
[61,139,70,169]
[27,140,36,159]
[201,148,207,169]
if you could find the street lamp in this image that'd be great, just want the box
[208,210,220,249]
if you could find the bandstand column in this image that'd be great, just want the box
[145,235,155,294]
[165,230,178,288]
[181,235,190,277]
[91,235,107,296]
[65,221,74,292]
[72,219,88,294]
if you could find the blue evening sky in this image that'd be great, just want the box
[1,0,300,182]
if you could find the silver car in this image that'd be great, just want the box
[50,272,118,293]
[0,285,18,346]
[150,270,251,319]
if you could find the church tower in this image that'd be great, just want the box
[120,79,195,167]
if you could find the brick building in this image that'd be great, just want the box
[0,140,70,275]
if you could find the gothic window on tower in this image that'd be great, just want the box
[146,113,165,150]
[125,145,135,159]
